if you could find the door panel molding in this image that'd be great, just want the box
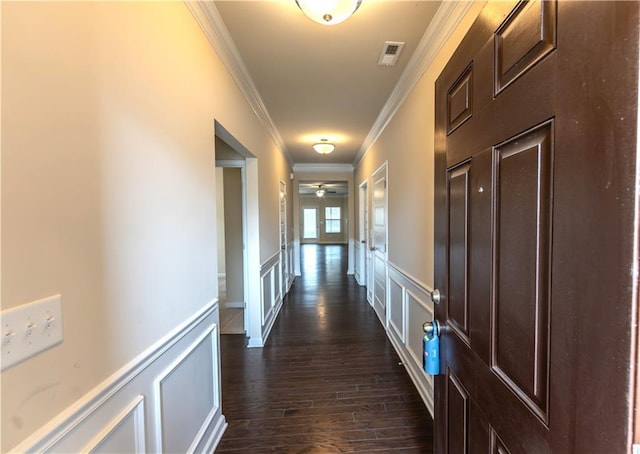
[446,161,471,343]
[491,120,554,424]
[446,369,469,454]
[447,63,473,134]
[494,0,556,95]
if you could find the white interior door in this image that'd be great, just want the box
[372,164,387,320]
[357,181,368,288]
[279,180,288,296]
[360,182,373,303]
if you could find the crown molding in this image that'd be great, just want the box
[352,0,474,166]
[185,2,293,166]
[293,163,354,174]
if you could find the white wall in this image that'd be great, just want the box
[1,2,291,450]
[354,1,484,415]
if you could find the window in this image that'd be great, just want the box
[325,207,341,233]
[303,208,318,239]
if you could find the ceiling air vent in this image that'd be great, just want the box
[377,41,405,67]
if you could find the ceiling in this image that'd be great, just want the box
[212,1,445,165]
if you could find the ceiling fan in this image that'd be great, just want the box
[315,184,336,197]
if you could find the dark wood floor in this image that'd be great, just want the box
[216,244,433,453]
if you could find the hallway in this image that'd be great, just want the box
[217,244,433,452]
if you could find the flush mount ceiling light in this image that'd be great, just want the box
[312,139,335,154]
[295,0,362,26]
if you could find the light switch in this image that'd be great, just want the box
[1,294,63,371]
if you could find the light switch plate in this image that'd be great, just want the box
[1,294,63,371]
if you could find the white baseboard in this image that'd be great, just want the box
[247,337,264,348]
[223,301,244,309]
[388,330,434,416]
[200,414,227,453]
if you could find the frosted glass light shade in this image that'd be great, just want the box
[312,141,335,154]
[295,0,362,25]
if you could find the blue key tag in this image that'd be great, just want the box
[423,321,440,375]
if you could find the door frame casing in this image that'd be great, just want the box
[301,206,319,243]
[216,161,249,337]
[371,161,388,321]
[214,121,262,347]
[279,179,291,295]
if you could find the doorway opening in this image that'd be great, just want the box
[358,180,372,303]
[216,164,246,334]
[303,207,318,240]
[215,151,248,335]
[214,121,264,348]
[298,181,349,249]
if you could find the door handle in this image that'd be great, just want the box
[361,240,366,244]
[423,319,441,336]
[429,288,441,305]
[281,245,286,250]
[423,320,441,375]
[370,246,376,251]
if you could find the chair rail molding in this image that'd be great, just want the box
[10,300,225,453]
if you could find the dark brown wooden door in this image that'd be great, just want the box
[434,1,639,452]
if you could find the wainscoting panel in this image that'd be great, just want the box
[406,290,433,369]
[386,263,436,416]
[153,324,219,453]
[273,263,282,305]
[83,396,145,453]
[287,241,295,291]
[259,252,284,345]
[261,270,273,325]
[388,276,405,342]
[11,301,226,453]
